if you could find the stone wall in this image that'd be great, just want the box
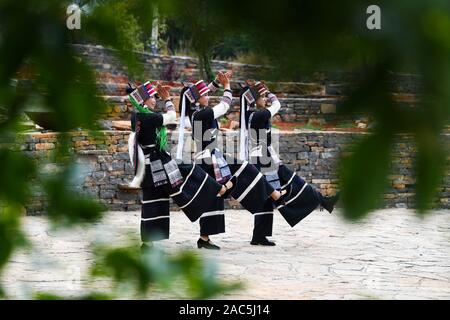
[73,44,422,94]
[214,96,351,124]
[13,130,450,215]
[70,44,421,129]
[73,44,270,84]
[99,85,344,123]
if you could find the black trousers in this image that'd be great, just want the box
[141,185,170,242]
[252,198,274,238]
[252,162,275,238]
[140,147,225,241]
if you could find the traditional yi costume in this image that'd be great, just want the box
[176,79,278,241]
[239,82,339,229]
[127,82,225,243]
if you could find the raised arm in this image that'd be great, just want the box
[157,84,177,125]
[207,79,221,93]
[266,92,281,117]
[212,71,232,119]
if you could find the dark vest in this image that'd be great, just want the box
[191,107,219,152]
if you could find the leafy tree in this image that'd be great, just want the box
[157,0,224,80]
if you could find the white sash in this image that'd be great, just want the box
[128,132,145,188]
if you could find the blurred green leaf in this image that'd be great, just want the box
[0,0,449,301]
[91,245,155,294]
[44,175,105,226]
[91,243,242,299]
[82,0,150,79]
[34,292,114,300]
[414,130,447,213]
[339,132,393,219]
[0,204,29,297]
[0,150,36,204]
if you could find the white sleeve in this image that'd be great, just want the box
[162,110,177,125]
[212,89,232,119]
[162,100,177,125]
[213,102,229,119]
[266,93,281,117]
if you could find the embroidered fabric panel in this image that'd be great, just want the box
[164,159,183,188]
[150,159,167,187]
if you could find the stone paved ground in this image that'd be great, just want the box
[1,208,449,299]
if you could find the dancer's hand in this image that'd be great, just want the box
[245,79,256,87]
[271,190,282,201]
[217,71,230,87]
[225,180,234,189]
[218,185,227,196]
[224,70,233,79]
[215,71,232,84]
[157,84,171,100]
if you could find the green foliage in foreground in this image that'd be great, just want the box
[91,244,242,299]
[0,0,238,299]
[33,242,241,300]
[0,0,449,299]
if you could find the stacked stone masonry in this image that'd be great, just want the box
[12,130,450,215]
[10,45,440,215]
[71,44,421,125]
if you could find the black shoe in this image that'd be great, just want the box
[250,236,276,246]
[321,192,340,214]
[197,238,221,250]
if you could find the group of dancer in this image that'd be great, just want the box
[124,71,339,250]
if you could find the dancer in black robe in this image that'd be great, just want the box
[239,81,339,234]
[126,81,227,249]
[176,72,285,248]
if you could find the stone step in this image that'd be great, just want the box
[325,78,423,95]
[95,80,327,97]
[75,44,423,95]
[99,94,353,123]
[95,80,422,101]
[74,43,270,81]
[102,92,418,108]
[99,92,419,124]
[15,78,420,103]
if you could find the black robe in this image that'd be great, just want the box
[191,107,275,219]
[247,108,324,227]
[132,111,223,241]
